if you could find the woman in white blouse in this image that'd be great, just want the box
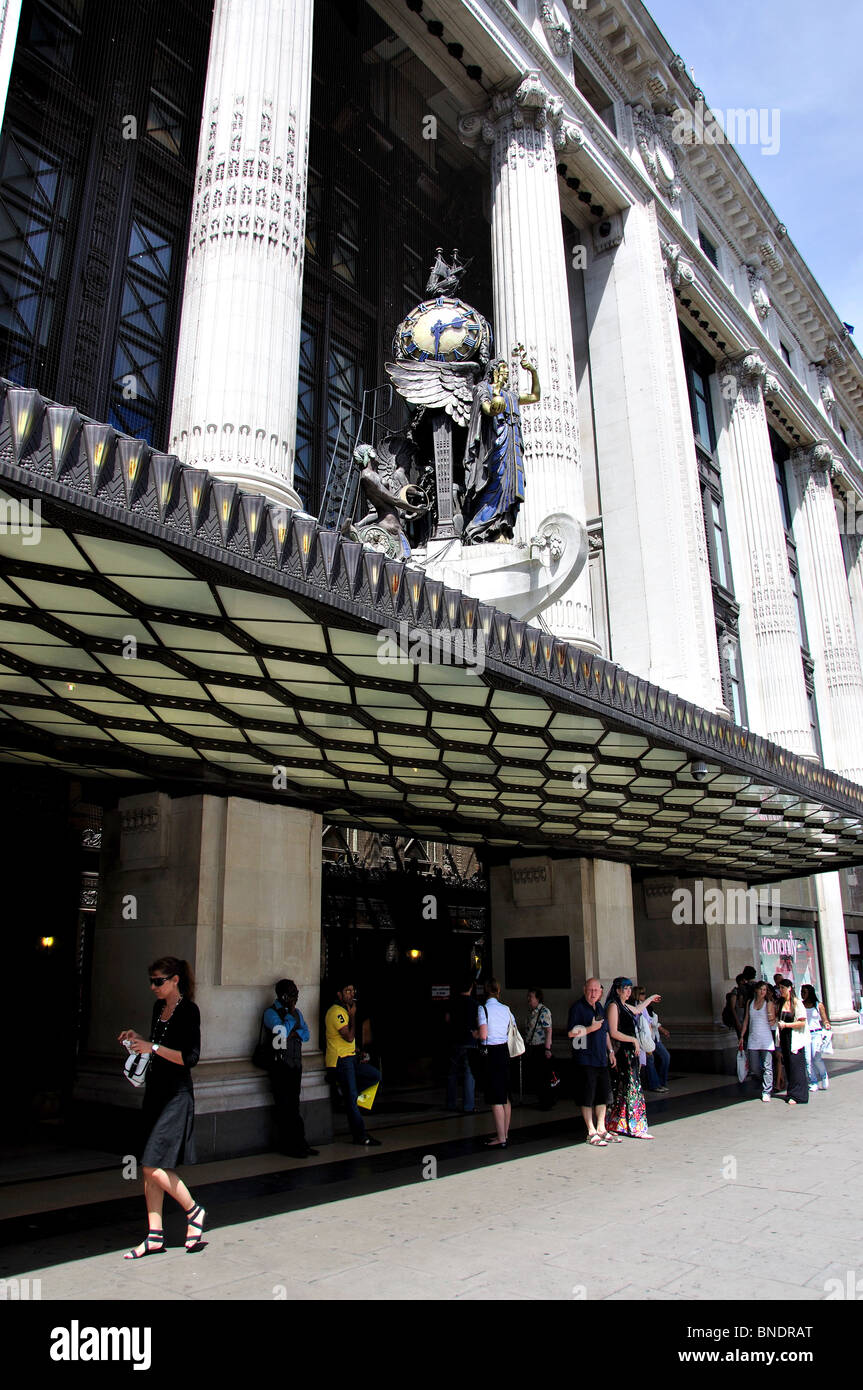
[477,978,515,1148]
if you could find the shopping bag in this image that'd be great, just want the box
[818,1029,834,1057]
[357,1082,379,1111]
[736,1049,749,1083]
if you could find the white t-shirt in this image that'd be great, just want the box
[747,999,774,1051]
[480,997,513,1045]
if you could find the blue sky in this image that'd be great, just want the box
[643,0,863,342]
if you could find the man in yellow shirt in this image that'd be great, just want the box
[325,982,381,1146]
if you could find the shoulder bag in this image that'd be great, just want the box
[507,1009,526,1059]
[635,1010,655,1054]
[252,1012,272,1070]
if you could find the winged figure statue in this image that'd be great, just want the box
[384,359,480,430]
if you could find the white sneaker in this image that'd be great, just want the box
[819,1077,829,1090]
[761,1095,771,1103]
[809,1084,818,1092]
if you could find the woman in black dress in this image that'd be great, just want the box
[117,956,205,1257]
[777,979,809,1105]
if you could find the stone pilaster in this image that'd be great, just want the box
[841,527,863,681]
[580,215,720,708]
[814,871,858,1031]
[716,352,815,752]
[169,0,313,508]
[460,73,594,646]
[789,442,863,783]
[0,1,22,130]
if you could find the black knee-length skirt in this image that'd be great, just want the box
[140,1084,197,1167]
[484,1043,511,1106]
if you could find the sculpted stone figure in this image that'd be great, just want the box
[462,350,540,543]
[350,443,428,558]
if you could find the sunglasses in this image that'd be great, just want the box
[149,976,171,987]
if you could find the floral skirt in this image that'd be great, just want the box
[605,1046,650,1136]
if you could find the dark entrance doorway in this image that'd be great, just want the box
[322,845,489,1089]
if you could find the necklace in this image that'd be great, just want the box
[154,994,182,1035]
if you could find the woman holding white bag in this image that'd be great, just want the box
[477,978,522,1148]
[801,984,831,1091]
[740,979,776,1102]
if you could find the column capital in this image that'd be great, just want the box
[458,71,584,152]
[790,439,839,481]
[718,351,780,401]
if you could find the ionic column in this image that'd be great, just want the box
[789,442,863,783]
[169,0,313,508]
[716,353,814,752]
[460,73,594,647]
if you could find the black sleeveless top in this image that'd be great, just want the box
[147,996,201,1098]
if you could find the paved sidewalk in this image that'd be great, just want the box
[2,1064,861,1301]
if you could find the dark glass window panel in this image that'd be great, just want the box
[112,338,161,402]
[305,170,322,258]
[128,219,171,281]
[691,375,713,448]
[119,278,168,340]
[698,228,718,267]
[146,98,183,158]
[0,134,65,214]
[710,499,730,589]
[0,270,47,338]
[780,341,792,366]
[150,43,191,114]
[108,398,155,443]
[331,189,359,284]
[26,2,82,75]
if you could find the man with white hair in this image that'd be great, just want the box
[567,978,619,1146]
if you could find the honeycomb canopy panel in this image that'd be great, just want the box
[1,377,863,883]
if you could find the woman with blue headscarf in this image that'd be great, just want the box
[605,978,661,1139]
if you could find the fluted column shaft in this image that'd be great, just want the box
[789,444,863,784]
[464,75,593,646]
[169,0,313,507]
[718,355,814,752]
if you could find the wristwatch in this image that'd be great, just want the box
[152,1043,161,1054]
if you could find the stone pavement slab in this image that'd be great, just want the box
[2,1067,861,1301]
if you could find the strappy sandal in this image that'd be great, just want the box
[598,1130,622,1143]
[124,1229,164,1259]
[184,1202,206,1251]
[587,1133,608,1146]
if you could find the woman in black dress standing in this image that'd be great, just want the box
[117,956,205,1257]
[777,978,809,1106]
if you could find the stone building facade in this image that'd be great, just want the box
[1,0,862,1152]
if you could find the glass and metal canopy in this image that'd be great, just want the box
[2,380,863,883]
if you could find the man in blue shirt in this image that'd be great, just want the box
[567,978,619,1146]
[263,979,318,1158]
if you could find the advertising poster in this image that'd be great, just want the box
[758,923,821,995]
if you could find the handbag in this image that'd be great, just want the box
[252,1013,272,1070]
[122,1041,151,1088]
[818,1028,834,1057]
[736,1048,749,1083]
[635,1011,655,1055]
[507,1010,525,1059]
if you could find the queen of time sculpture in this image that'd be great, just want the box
[384,249,540,544]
